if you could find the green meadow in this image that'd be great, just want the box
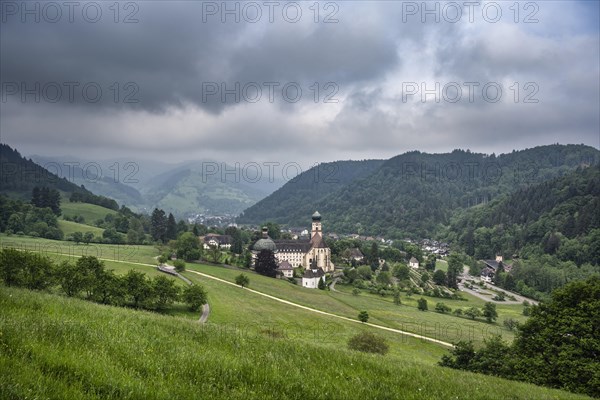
[0,285,589,399]
[57,220,105,237]
[60,201,118,223]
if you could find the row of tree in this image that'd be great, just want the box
[0,195,63,240]
[0,249,207,313]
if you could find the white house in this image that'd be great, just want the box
[409,257,420,269]
[201,234,232,250]
[302,267,325,289]
[276,260,294,278]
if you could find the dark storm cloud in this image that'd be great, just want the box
[0,1,598,164]
[0,1,400,114]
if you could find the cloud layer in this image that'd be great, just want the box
[1,1,598,166]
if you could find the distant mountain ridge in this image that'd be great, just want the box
[27,154,285,217]
[237,159,385,226]
[238,144,600,239]
[0,144,91,198]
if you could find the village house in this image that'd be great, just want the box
[409,257,420,269]
[344,247,364,263]
[201,233,232,250]
[302,266,325,288]
[276,260,294,278]
[480,255,512,282]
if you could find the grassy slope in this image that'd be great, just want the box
[0,286,588,400]
[60,202,118,224]
[58,220,105,237]
[0,234,158,264]
[0,234,525,346]
[183,262,525,346]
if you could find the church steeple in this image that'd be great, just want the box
[311,211,322,238]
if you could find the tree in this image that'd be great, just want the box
[207,245,221,264]
[150,208,167,242]
[435,302,451,314]
[235,273,249,288]
[393,290,401,305]
[503,318,519,331]
[183,284,207,311]
[376,271,392,286]
[511,276,600,397]
[262,222,281,240]
[358,310,369,323]
[439,340,476,370]
[420,272,430,285]
[56,261,86,297]
[166,213,178,241]
[318,277,326,290]
[0,248,27,287]
[102,228,123,244]
[394,264,410,281]
[123,269,152,308]
[151,275,180,310]
[175,232,202,261]
[352,288,361,296]
[72,231,83,244]
[255,249,278,278]
[426,254,437,271]
[482,302,498,323]
[433,269,447,286]
[75,256,107,299]
[446,254,462,289]
[417,298,428,311]
[83,231,94,245]
[357,265,373,280]
[348,332,389,355]
[453,308,463,316]
[464,307,482,320]
[173,259,186,272]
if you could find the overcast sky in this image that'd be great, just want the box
[1,0,599,169]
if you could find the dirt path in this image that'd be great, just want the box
[186,270,453,348]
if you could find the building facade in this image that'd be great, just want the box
[274,211,334,273]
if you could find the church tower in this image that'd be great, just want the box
[311,211,322,238]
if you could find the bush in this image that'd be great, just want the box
[235,273,250,288]
[503,318,519,331]
[173,259,186,272]
[358,310,369,323]
[417,298,428,311]
[182,284,207,311]
[435,302,451,314]
[347,332,389,355]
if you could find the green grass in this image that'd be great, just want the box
[0,234,159,264]
[58,220,105,237]
[0,286,589,399]
[435,259,448,272]
[60,202,118,224]
[183,263,524,347]
[0,234,528,347]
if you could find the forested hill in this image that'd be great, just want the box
[238,144,599,238]
[0,143,89,197]
[0,143,121,211]
[447,165,600,265]
[237,159,385,226]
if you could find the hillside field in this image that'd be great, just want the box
[60,201,118,224]
[1,285,590,399]
[57,220,105,237]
